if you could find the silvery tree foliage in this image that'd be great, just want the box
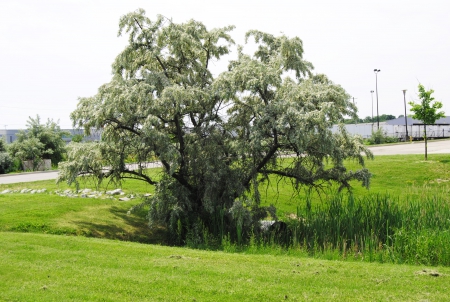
[58,9,372,244]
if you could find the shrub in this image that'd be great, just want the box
[366,128,398,145]
[0,138,13,174]
[8,115,69,170]
[0,152,13,174]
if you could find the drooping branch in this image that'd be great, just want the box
[121,169,158,185]
[259,169,315,186]
[105,119,141,136]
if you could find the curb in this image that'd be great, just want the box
[0,170,58,178]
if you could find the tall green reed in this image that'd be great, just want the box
[285,191,450,265]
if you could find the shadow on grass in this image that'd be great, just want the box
[72,205,168,245]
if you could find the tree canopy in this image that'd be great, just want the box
[345,114,396,124]
[0,137,13,174]
[409,84,445,160]
[58,9,372,245]
[9,115,68,170]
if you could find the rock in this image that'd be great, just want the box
[144,193,152,197]
[260,220,275,232]
[1,189,12,194]
[30,190,37,194]
[106,189,123,195]
[119,197,131,202]
[88,195,97,198]
[82,189,92,194]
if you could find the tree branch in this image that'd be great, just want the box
[122,169,158,185]
[242,142,279,188]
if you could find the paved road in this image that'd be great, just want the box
[367,139,450,156]
[0,162,163,185]
[1,140,448,184]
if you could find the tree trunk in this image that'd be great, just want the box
[424,124,428,161]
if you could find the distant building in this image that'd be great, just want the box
[332,116,450,140]
[0,129,18,144]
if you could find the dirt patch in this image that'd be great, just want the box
[415,269,445,277]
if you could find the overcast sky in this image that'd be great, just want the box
[1,0,449,129]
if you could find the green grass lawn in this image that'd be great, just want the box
[260,154,450,216]
[1,232,449,302]
[1,154,450,300]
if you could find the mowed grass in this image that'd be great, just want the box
[0,172,162,243]
[260,153,450,216]
[1,232,450,302]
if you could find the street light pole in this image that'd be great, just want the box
[352,97,358,125]
[402,89,408,140]
[374,69,381,129]
[370,90,374,127]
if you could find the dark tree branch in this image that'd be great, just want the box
[104,118,141,136]
[242,142,279,188]
[121,169,158,185]
[260,169,313,185]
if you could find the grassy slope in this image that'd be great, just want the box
[1,232,449,302]
[1,154,449,241]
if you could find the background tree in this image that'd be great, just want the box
[345,114,395,124]
[59,9,373,245]
[409,84,445,160]
[0,138,13,174]
[9,115,69,170]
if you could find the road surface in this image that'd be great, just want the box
[0,162,162,185]
[366,139,450,155]
[0,140,448,184]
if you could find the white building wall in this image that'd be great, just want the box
[332,123,450,139]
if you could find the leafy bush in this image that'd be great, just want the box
[71,134,84,143]
[8,115,69,170]
[0,138,13,174]
[0,152,13,174]
[366,128,398,145]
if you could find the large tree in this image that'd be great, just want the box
[58,9,372,244]
[409,84,445,160]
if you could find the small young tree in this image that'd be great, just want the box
[409,84,445,160]
[9,115,69,170]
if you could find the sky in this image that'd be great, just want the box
[1,0,449,129]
